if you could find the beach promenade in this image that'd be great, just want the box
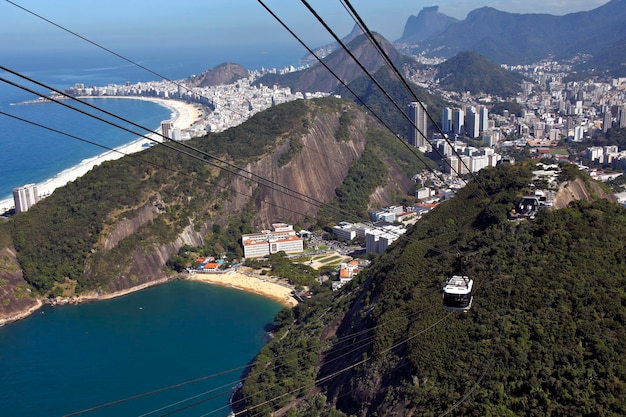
[0,97,202,214]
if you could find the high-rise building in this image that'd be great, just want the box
[619,106,626,129]
[407,102,429,149]
[453,108,464,136]
[442,107,452,133]
[603,111,612,133]
[161,120,174,141]
[479,106,489,133]
[13,184,39,213]
[465,107,479,138]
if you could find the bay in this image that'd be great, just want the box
[0,44,303,416]
[0,280,283,417]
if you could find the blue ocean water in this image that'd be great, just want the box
[0,44,304,416]
[0,280,283,417]
[0,43,306,202]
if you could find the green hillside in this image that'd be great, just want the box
[238,163,626,416]
[435,51,525,97]
[0,96,431,298]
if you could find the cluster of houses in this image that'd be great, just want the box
[187,257,227,274]
[332,259,368,291]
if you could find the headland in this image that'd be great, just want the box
[0,97,203,215]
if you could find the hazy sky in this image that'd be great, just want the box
[0,0,611,52]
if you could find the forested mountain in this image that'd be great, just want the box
[238,163,626,416]
[400,0,626,75]
[0,97,430,319]
[300,23,365,66]
[334,65,448,140]
[186,62,249,88]
[255,33,416,94]
[435,51,525,97]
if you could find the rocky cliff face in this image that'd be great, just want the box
[552,177,617,209]
[0,247,41,325]
[240,109,369,228]
[0,98,416,320]
[82,101,382,293]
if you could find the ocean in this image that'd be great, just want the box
[0,280,283,417]
[0,44,305,416]
[0,43,307,201]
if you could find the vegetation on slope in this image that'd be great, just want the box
[335,66,448,140]
[435,51,525,97]
[3,99,315,295]
[240,163,626,416]
[3,96,426,297]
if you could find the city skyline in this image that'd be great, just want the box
[0,0,611,55]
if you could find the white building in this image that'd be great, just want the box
[13,184,39,213]
[242,223,303,258]
[465,106,479,138]
[365,225,406,255]
[408,102,429,150]
[442,107,453,133]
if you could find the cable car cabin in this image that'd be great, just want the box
[442,275,473,312]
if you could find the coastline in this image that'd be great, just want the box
[0,97,203,214]
[187,268,298,307]
[0,270,296,326]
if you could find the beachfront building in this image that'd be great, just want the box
[242,223,304,258]
[161,120,173,141]
[13,183,39,213]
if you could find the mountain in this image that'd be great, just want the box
[256,33,415,94]
[435,51,525,97]
[396,5,458,44]
[238,163,626,416]
[186,62,249,88]
[300,23,364,66]
[402,0,626,72]
[334,65,448,140]
[0,97,430,321]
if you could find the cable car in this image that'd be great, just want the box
[442,275,473,312]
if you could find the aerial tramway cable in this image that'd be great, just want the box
[2,2,516,412]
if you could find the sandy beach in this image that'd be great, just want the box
[188,268,298,307]
[0,97,203,214]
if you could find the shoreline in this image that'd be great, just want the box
[0,271,295,326]
[187,268,298,307]
[0,97,204,214]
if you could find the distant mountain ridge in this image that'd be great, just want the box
[300,23,364,66]
[257,32,412,94]
[399,0,626,74]
[396,5,458,44]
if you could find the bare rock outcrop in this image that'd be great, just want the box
[0,247,41,325]
[552,177,617,210]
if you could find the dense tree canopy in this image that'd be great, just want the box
[240,163,626,417]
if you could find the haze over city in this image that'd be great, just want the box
[0,0,612,54]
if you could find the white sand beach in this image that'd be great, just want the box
[188,268,298,307]
[0,97,203,214]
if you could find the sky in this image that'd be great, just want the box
[0,0,611,54]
